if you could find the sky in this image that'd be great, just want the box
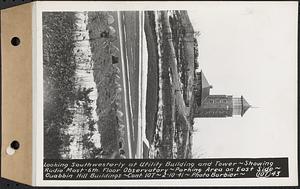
[187,2,297,158]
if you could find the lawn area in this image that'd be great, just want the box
[144,11,159,146]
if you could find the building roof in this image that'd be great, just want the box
[241,96,251,116]
[201,71,210,88]
[200,71,212,101]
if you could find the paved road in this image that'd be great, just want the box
[117,11,145,158]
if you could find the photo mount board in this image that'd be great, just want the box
[1,3,33,186]
[0,1,298,187]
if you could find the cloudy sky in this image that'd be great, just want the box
[187,2,297,158]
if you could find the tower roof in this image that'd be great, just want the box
[200,71,212,101]
[241,96,251,116]
[201,71,211,89]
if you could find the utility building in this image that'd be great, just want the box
[194,71,251,118]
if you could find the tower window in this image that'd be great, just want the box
[222,99,227,103]
[209,100,214,104]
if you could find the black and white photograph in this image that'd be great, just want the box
[36,1,297,186]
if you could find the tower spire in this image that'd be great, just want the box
[241,96,251,117]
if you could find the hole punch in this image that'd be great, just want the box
[10,140,20,150]
[6,141,20,156]
[11,37,20,46]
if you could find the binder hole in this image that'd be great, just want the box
[11,37,20,46]
[10,140,20,150]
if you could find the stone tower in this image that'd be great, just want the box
[193,71,251,118]
[194,95,251,118]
